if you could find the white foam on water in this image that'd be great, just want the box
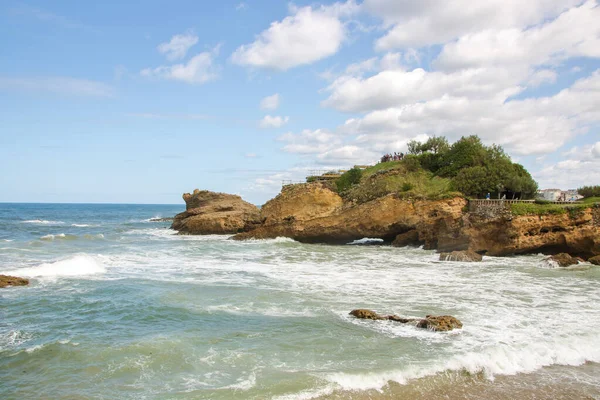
[71,223,92,227]
[40,233,67,240]
[205,303,317,318]
[0,330,34,351]
[347,238,385,245]
[2,254,106,279]
[321,334,600,392]
[1,239,14,242]
[221,371,257,391]
[22,220,64,225]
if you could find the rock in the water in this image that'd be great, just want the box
[588,255,600,265]
[349,309,462,331]
[546,253,579,267]
[391,230,420,247]
[349,309,385,320]
[416,315,463,332]
[439,250,483,262]
[171,189,261,235]
[0,275,29,288]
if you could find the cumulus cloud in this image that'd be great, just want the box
[231,4,350,70]
[592,142,600,158]
[278,129,342,154]
[365,0,585,50]
[260,115,289,128]
[260,93,280,110]
[535,143,600,189]
[157,32,198,61]
[434,2,600,71]
[141,46,220,84]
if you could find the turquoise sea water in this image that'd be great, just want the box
[1,203,600,399]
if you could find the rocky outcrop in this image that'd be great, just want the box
[461,207,600,259]
[391,230,420,247]
[234,183,467,246]
[589,255,600,265]
[0,275,29,288]
[171,189,261,235]
[416,315,463,331]
[439,250,483,262]
[349,309,463,332]
[545,253,579,267]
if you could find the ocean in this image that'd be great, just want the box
[1,203,599,399]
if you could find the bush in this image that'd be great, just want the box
[335,167,363,193]
[534,199,551,205]
[578,186,600,198]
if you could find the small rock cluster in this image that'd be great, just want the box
[349,309,463,332]
[0,275,29,288]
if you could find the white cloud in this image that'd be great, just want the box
[260,115,289,128]
[231,4,348,70]
[365,0,585,50]
[157,32,199,61]
[592,142,600,158]
[260,93,280,110]
[535,143,600,189]
[279,129,341,154]
[434,2,600,71]
[0,76,114,97]
[141,47,220,84]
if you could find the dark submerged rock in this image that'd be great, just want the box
[439,250,483,262]
[349,309,463,331]
[0,275,29,288]
[546,253,579,267]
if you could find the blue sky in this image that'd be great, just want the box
[1,1,599,205]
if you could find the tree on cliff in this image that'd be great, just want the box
[578,185,600,198]
[405,135,538,199]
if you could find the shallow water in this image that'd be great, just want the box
[1,203,599,399]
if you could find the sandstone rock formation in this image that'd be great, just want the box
[439,250,483,262]
[0,275,29,288]
[349,309,463,332]
[589,255,600,265]
[234,183,467,246]
[461,206,600,259]
[232,182,600,259]
[416,315,463,331]
[171,189,261,235]
[545,253,579,267]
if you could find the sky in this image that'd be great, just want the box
[1,0,599,205]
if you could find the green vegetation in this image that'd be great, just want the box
[580,196,600,204]
[578,186,600,198]
[510,202,592,217]
[335,167,363,193]
[336,162,460,203]
[407,135,538,199]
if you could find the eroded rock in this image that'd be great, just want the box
[0,275,29,288]
[171,189,261,235]
[439,250,483,262]
[349,309,462,331]
[546,253,579,268]
[589,255,600,265]
[416,315,463,332]
[349,309,385,320]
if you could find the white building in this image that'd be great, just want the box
[537,189,562,201]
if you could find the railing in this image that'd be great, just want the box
[469,199,583,205]
[307,169,346,177]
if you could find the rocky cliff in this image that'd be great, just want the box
[171,189,261,235]
[232,182,600,259]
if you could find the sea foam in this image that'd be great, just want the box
[3,254,106,279]
[22,220,64,225]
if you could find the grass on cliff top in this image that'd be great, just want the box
[510,201,596,217]
[339,161,459,203]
